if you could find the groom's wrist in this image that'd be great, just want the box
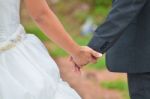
[88,36,109,54]
[88,44,103,54]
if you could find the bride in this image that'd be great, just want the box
[0,0,102,99]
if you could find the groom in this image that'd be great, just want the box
[72,0,150,99]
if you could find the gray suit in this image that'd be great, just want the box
[88,0,150,98]
[88,0,150,73]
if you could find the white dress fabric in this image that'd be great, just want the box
[0,0,81,99]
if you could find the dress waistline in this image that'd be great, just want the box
[0,24,27,53]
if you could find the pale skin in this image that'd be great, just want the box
[24,0,102,71]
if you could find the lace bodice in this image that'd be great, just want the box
[0,0,21,42]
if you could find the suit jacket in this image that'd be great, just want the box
[88,0,150,73]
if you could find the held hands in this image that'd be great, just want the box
[70,46,102,72]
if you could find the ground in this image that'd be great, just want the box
[55,57,129,99]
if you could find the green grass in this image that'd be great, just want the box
[24,24,49,41]
[87,56,106,70]
[101,80,128,91]
[100,80,130,99]
[48,44,68,57]
[122,92,130,99]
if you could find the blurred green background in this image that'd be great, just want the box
[20,0,129,99]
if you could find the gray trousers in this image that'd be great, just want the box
[127,73,150,99]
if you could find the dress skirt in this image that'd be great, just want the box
[0,24,81,99]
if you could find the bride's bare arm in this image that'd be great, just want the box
[24,0,101,66]
[24,0,80,55]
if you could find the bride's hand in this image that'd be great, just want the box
[70,46,102,69]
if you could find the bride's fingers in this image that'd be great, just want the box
[69,56,73,61]
[70,56,82,67]
[71,59,81,73]
[74,65,81,75]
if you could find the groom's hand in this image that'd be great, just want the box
[70,46,102,68]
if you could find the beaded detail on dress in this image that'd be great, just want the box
[0,24,27,52]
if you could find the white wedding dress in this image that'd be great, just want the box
[0,0,81,99]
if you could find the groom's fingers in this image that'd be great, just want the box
[91,50,102,59]
[87,56,97,64]
[89,58,97,64]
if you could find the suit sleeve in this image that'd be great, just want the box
[88,0,146,54]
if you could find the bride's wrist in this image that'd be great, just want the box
[69,44,81,57]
